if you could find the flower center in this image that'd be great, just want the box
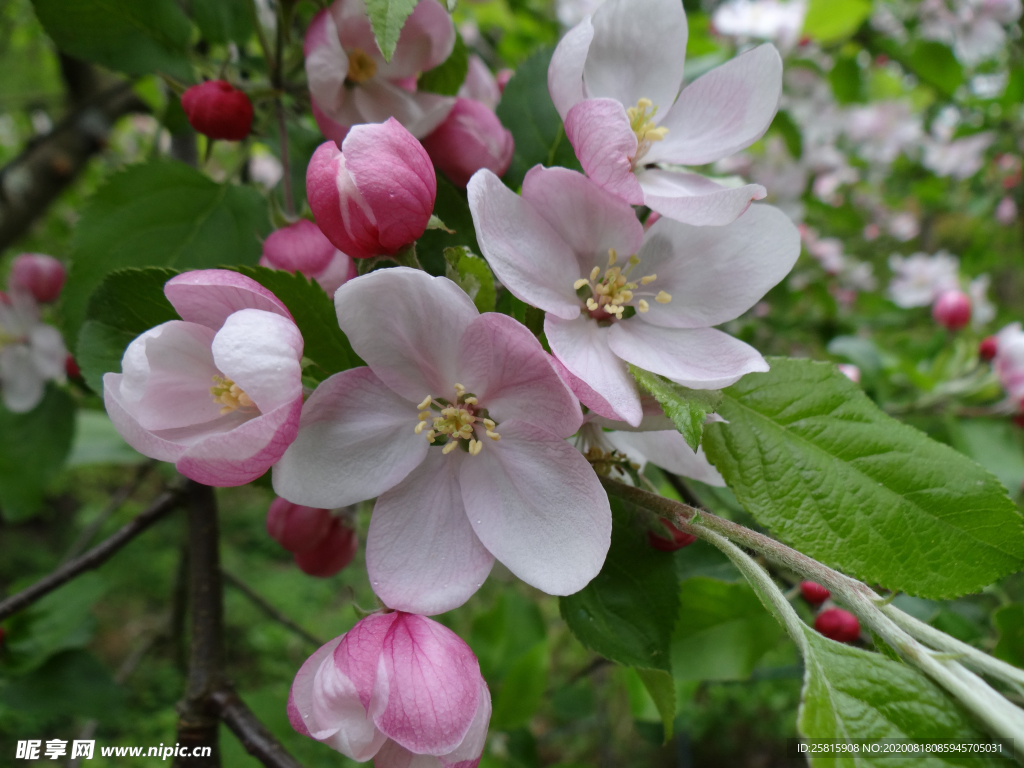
[573,249,672,320]
[413,383,500,456]
[627,98,669,166]
[210,375,256,415]
[346,48,378,84]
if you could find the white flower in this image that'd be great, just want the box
[969,274,997,328]
[887,251,961,308]
[712,0,808,52]
[0,290,67,413]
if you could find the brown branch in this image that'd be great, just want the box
[0,489,183,622]
[210,687,305,768]
[222,570,324,649]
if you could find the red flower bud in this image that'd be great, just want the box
[932,290,972,331]
[980,335,999,361]
[293,518,358,577]
[181,80,254,141]
[799,581,830,605]
[65,355,81,379]
[814,608,860,643]
[266,498,333,554]
[9,253,66,303]
[647,518,697,552]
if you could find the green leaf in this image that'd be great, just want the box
[418,31,468,96]
[798,628,1008,766]
[702,358,1024,599]
[469,592,546,680]
[560,497,679,672]
[636,668,675,741]
[66,411,144,467]
[495,47,582,188]
[31,0,192,80]
[417,175,481,275]
[992,605,1024,669]
[76,267,181,394]
[231,266,363,380]
[365,0,419,62]
[0,386,76,522]
[490,641,549,731]
[63,161,270,349]
[828,57,864,104]
[0,650,123,720]
[671,577,784,682]
[910,41,964,98]
[445,247,496,313]
[630,365,722,452]
[769,109,803,158]
[949,419,1024,499]
[802,0,871,45]
[191,0,253,45]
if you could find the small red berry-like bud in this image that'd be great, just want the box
[9,253,66,303]
[932,290,972,331]
[496,68,514,93]
[979,335,999,361]
[814,608,860,643]
[800,581,831,605]
[293,518,358,577]
[65,355,81,379]
[647,518,697,552]
[266,498,333,554]
[181,80,254,141]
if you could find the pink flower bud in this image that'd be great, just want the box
[421,98,514,188]
[289,612,491,763]
[814,608,860,643]
[980,335,999,361]
[9,253,66,303]
[293,518,358,577]
[800,581,830,605]
[996,196,1018,225]
[266,498,334,553]
[306,119,436,259]
[837,364,861,383]
[181,80,254,141]
[932,289,972,331]
[260,220,357,298]
[647,518,696,551]
[496,68,514,92]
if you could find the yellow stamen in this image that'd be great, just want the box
[589,266,601,281]
[454,383,466,396]
[347,48,378,83]
[483,419,496,429]
[469,439,483,456]
[574,278,590,290]
[586,298,599,311]
[210,375,255,415]
[442,441,458,455]
[638,299,650,313]
[415,421,428,434]
[640,274,657,285]
[486,430,501,441]
[608,248,618,266]
[655,291,672,304]
[417,395,433,410]
[464,396,478,405]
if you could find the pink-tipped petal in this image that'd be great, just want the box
[563,99,642,205]
[336,613,400,711]
[372,742,441,768]
[307,140,382,259]
[550,356,623,421]
[311,99,351,145]
[373,614,482,756]
[103,372,189,463]
[521,165,644,274]
[439,678,491,768]
[381,0,456,78]
[164,269,292,330]
[352,80,456,139]
[261,219,338,276]
[457,313,582,438]
[646,44,783,167]
[211,309,303,413]
[467,170,581,320]
[421,99,514,188]
[607,322,768,389]
[367,449,495,615]
[544,314,642,426]
[638,169,766,226]
[334,268,478,401]
[272,367,429,508]
[604,430,726,486]
[460,419,611,596]
[548,16,595,119]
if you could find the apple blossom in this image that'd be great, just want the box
[9,253,66,303]
[547,0,782,225]
[992,323,1024,405]
[0,289,67,413]
[306,119,436,259]
[997,196,1018,225]
[260,220,357,297]
[468,165,800,425]
[304,0,455,143]
[289,612,491,766]
[923,132,996,180]
[103,270,304,487]
[294,518,359,577]
[180,81,254,141]
[712,0,808,53]
[918,0,1022,66]
[969,274,997,328]
[887,251,961,308]
[273,267,611,614]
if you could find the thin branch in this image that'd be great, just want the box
[0,490,183,622]
[210,687,305,768]
[222,570,324,649]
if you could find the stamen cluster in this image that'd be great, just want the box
[210,375,256,415]
[574,249,671,319]
[414,383,501,456]
[627,98,669,166]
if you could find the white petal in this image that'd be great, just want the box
[638,169,766,226]
[548,16,595,119]
[604,430,725,486]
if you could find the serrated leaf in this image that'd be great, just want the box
[560,497,679,672]
[630,365,722,452]
[63,161,270,350]
[0,386,76,522]
[703,358,1024,599]
[636,668,675,741]
[31,0,192,80]
[445,247,496,313]
[418,31,468,96]
[802,0,871,45]
[798,628,1008,766]
[365,0,419,62]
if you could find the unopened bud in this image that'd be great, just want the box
[932,290,972,331]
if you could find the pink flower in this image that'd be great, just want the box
[887,251,960,308]
[994,323,1024,405]
[9,253,66,303]
[468,166,799,425]
[289,612,491,766]
[996,195,1017,225]
[548,0,782,224]
[304,0,456,142]
[0,289,66,413]
[103,270,304,487]
[837,364,861,384]
[306,119,436,260]
[260,220,357,297]
[273,267,610,614]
